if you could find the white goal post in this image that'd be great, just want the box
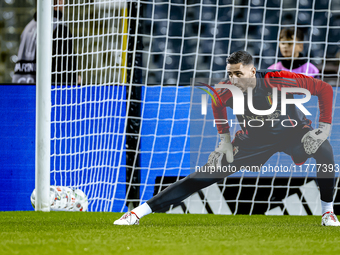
[35,0,52,212]
[35,0,340,214]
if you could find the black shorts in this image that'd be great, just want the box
[229,125,313,170]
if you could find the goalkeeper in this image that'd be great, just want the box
[114,51,339,226]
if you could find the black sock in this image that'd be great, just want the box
[314,140,336,202]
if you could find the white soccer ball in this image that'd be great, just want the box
[30,186,88,211]
[30,189,36,209]
[63,187,76,210]
[51,186,68,210]
[30,187,57,209]
[73,189,88,212]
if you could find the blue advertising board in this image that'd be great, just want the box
[1,84,340,211]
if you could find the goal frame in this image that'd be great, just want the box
[35,0,52,212]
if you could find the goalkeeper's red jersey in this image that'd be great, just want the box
[212,70,333,138]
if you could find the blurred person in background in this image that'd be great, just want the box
[12,0,80,84]
[268,28,319,77]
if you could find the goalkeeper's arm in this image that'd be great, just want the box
[211,85,234,163]
[265,70,333,154]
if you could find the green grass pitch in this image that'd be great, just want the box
[1,212,340,255]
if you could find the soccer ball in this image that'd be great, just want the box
[63,187,76,210]
[30,189,36,209]
[51,186,77,211]
[30,186,87,211]
[51,186,67,210]
[30,187,56,209]
[73,189,88,212]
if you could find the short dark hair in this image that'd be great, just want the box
[279,28,304,41]
[227,51,254,66]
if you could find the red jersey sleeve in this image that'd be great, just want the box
[212,83,233,134]
[264,70,333,124]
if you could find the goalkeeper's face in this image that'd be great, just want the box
[226,63,256,93]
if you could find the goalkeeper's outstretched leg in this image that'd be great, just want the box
[113,152,231,225]
[114,131,276,225]
[114,132,339,226]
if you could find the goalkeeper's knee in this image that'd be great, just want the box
[313,139,334,163]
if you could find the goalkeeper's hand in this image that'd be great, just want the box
[215,133,234,163]
[301,122,331,155]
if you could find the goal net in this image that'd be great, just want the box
[50,0,340,214]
